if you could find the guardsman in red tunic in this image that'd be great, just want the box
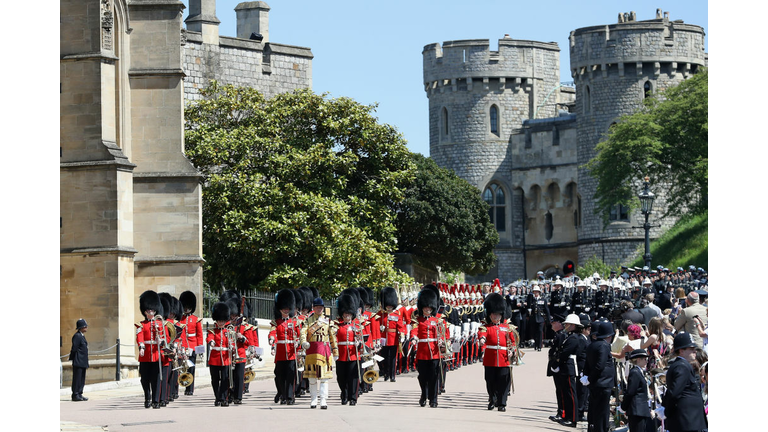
[156,295,175,407]
[478,293,517,412]
[372,287,406,382]
[294,287,314,398]
[224,298,249,405]
[334,294,361,406]
[269,289,300,405]
[410,286,443,408]
[207,302,233,407]
[179,290,202,396]
[401,288,417,374]
[136,290,165,409]
[243,302,260,395]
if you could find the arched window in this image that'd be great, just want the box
[545,211,554,241]
[644,81,652,99]
[490,105,499,136]
[483,184,506,232]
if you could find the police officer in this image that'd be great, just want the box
[69,319,89,402]
[660,332,707,432]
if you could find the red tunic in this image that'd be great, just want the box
[478,321,516,367]
[335,321,360,362]
[361,310,374,349]
[410,316,443,360]
[136,319,166,363]
[179,314,202,350]
[374,309,407,346]
[268,318,300,361]
[206,327,232,366]
[231,323,250,363]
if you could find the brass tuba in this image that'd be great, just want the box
[362,369,379,384]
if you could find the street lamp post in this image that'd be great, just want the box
[638,177,655,269]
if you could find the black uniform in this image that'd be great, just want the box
[585,338,615,432]
[547,329,567,420]
[527,292,550,351]
[557,331,583,425]
[622,364,654,432]
[570,290,588,315]
[594,289,612,319]
[662,357,707,432]
[69,330,89,401]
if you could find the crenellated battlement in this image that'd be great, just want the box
[423,36,559,95]
[569,9,705,82]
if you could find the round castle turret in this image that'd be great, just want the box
[423,37,561,188]
[571,9,706,265]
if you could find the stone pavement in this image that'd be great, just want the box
[60,349,594,431]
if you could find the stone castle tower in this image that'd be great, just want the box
[571,9,706,267]
[423,10,705,282]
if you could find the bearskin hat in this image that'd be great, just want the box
[364,287,375,307]
[171,296,183,320]
[339,288,362,315]
[422,283,440,299]
[212,302,231,322]
[563,260,575,275]
[293,288,306,313]
[139,290,162,317]
[309,287,320,301]
[159,296,171,320]
[225,298,240,318]
[179,291,197,314]
[298,287,313,312]
[380,287,399,309]
[219,289,241,305]
[417,288,438,316]
[484,292,506,316]
[356,287,370,308]
[337,293,357,319]
[274,289,296,320]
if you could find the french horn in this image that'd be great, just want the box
[362,369,379,384]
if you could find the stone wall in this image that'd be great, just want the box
[183,34,313,101]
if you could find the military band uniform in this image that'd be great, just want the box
[335,293,361,405]
[373,287,406,382]
[269,289,299,405]
[179,291,202,396]
[136,290,165,409]
[411,287,442,408]
[478,293,516,412]
[300,304,338,409]
[528,288,551,351]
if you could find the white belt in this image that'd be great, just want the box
[143,340,158,345]
[337,341,355,346]
[276,340,296,344]
[211,347,230,351]
[187,333,196,337]
[485,345,508,350]
[418,338,437,343]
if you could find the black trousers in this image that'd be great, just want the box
[336,360,359,403]
[628,415,655,432]
[209,365,230,402]
[553,376,564,417]
[274,360,296,403]
[71,366,87,397]
[484,366,510,407]
[530,319,544,349]
[577,376,589,416]
[556,374,579,423]
[159,364,171,402]
[381,345,397,379]
[439,359,447,390]
[186,353,197,394]
[139,362,161,403]
[588,387,612,432]
[230,362,245,400]
[417,359,440,403]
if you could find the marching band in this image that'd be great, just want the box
[130,265,706,431]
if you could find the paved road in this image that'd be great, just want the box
[60,349,587,431]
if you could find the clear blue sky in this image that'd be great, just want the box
[186,1,708,156]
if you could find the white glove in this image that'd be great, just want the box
[380,325,385,331]
[210,341,216,347]
[270,346,276,356]
[411,337,418,344]
[654,406,666,420]
[333,356,339,362]
[550,367,560,373]
[302,342,310,350]
[479,337,486,346]
[139,348,145,357]
[399,336,405,343]
[580,375,590,386]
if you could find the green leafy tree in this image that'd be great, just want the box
[586,68,708,224]
[575,256,617,280]
[395,154,499,275]
[184,82,415,297]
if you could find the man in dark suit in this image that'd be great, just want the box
[583,321,615,432]
[661,332,707,432]
[69,319,89,401]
